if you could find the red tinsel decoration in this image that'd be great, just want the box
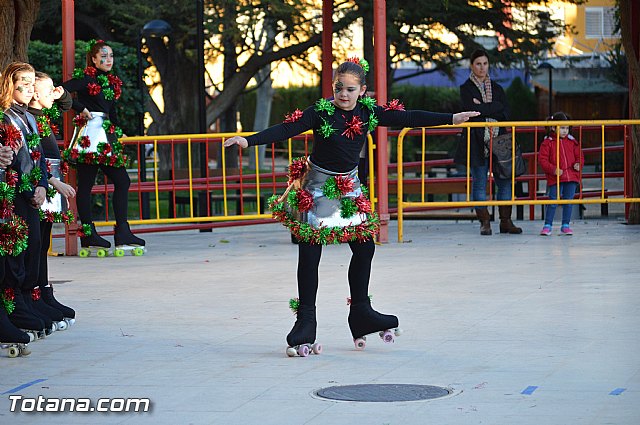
[31,150,41,162]
[70,149,80,160]
[73,115,88,128]
[0,123,22,150]
[383,99,405,111]
[31,288,41,301]
[108,124,116,134]
[346,57,362,67]
[50,123,59,135]
[354,194,372,214]
[79,136,91,148]
[61,162,69,176]
[2,288,15,301]
[341,116,364,139]
[84,67,97,78]
[287,158,307,184]
[87,82,101,96]
[296,190,314,212]
[0,199,13,219]
[85,152,95,162]
[283,109,303,123]
[102,143,112,154]
[334,175,354,195]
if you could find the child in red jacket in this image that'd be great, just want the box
[538,112,584,235]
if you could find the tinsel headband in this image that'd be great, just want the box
[346,57,369,74]
[85,39,106,53]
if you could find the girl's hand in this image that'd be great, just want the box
[573,163,580,171]
[52,86,65,100]
[51,179,76,199]
[452,111,481,125]
[32,186,46,208]
[224,136,248,149]
[0,146,13,168]
[81,109,93,120]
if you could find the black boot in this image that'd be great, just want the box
[348,300,399,340]
[23,290,54,335]
[81,223,111,248]
[114,222,145,247]
[286,304,317,347]
[31,288,66,330]
[6,289,45,338]
[0,307,31,357]
[41,286,75,320]
[499,206,523,234]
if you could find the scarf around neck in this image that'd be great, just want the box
[469,72,498,151]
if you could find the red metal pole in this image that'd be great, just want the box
[373,0,389,242]
[625,0,639,219]
[62,0,78,255]
[321,1,333,98]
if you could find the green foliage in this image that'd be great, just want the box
[28,40,142,138]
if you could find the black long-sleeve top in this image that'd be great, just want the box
[28,89,73,160]
[247,100,453,173]
[62,69,119,125]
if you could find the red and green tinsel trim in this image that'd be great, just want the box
[31,288,41,301]
[63,117,127,167]
[341,115,364,139]
[346,57,370,74]
[19,167,43,193]
[318,117,337,138]
[72,65,122,101]
[77,223,92,238]
[286,189,314,213]
[0,215,29,256]
[39,209,75,224]
[287,157,308,184]
[358,96,376,112]
[346,294,373,305]
[314,98,335,116]
[268,196,380,245]
[1,288,16,314]
[384,99,405,111]
[321,175,354,200]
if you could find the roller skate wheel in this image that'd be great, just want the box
[66,318,75,326]
[354,338,366,350]
[286,347,297,357]
[311,343,323,355]
[79,248,89,258]
[57,320,67,331]
[394,328,403,337]
[96,249,107,258]
[133,247,145,256]
[20,345,31,356]
[8,346,19,358]
[297,344,310,357]
[380,330,394,344]
[114,248,125,257]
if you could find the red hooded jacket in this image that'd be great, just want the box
[539,133,584,186]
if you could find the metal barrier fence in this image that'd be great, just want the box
[396,120,640,242]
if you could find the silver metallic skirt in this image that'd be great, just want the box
[41,158,64,213]
[71,112,109,152]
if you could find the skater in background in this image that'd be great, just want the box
[28,71,77,326]
[455,48,522,236]
[0,61,51,337]
[62,39,144,252]
[225,58,479,354]
[538,111,583,236]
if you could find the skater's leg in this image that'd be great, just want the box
[77,164,111,248]
[103,166,146,247]
[287,242,322,347]
[1,258,31,347]
[347,238,375,304]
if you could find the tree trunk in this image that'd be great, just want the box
[0,0,40,70]
[619,0,640,224]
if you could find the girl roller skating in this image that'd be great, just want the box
[224,58,479,355]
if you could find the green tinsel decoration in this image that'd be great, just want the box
[97,74,108,87]
[358,96,376,112]
[46,186,57,199]
[318,118,336,138]
[43,103,60,121]
[314,98,335,115]
[359,58,370,74]
[37,116,51,137]
[72,68,85,79]
[297,223,314,242]
[340,198,358,218]
[286,189,299,209]
[0,182,14,201]
[368,114,379,133]
[26,133,41,150]
[103,88,115,100]
[0,111,4,120]
[322,177,341,200]
[115,127,124,138]
[361,185,369,197]
[289,297,300,313]
[82,223,92,236]
[1,295,15,314]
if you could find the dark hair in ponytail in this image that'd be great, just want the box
[335,61,366,85]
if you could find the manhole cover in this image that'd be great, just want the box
[314,384,451,402]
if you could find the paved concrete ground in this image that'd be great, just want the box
[1,215,639,425]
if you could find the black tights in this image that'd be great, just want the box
[38,221,53,288]
[76,164,130,225]
[296,238,375,306]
